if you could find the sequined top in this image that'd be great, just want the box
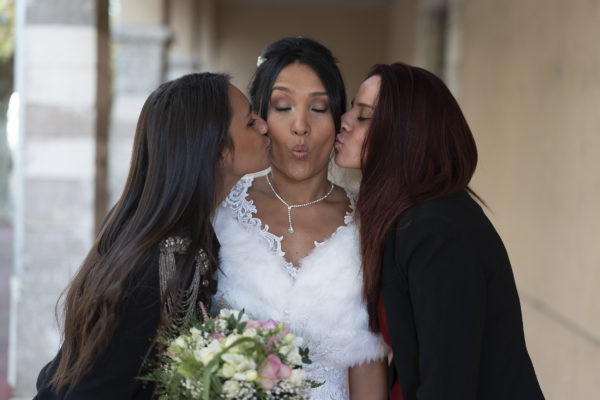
[158,235,215,326]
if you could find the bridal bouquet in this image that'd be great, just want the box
[142,307,316,400]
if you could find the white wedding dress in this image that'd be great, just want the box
[213,177,388,399]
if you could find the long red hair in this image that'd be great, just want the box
[357,63,479,331]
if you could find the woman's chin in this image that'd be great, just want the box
[333,152,346,167]
[334,154,359,170]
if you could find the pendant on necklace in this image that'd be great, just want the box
[287,206,294,234]
[266,173,334,236]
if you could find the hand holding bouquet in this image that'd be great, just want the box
[142,307,318,399]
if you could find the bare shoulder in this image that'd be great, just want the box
[325,184,352,215]
[246,175,270,200]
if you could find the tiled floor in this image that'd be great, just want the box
[0,223,13,400]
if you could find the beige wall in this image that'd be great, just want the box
[452,0,600,397]
[213,2,389,100]
[118,0,164,25]
[386,0,418,65]
[168,0,197,56]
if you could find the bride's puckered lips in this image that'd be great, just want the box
[291,144,309,160]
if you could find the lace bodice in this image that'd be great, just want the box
[213,177,388,399]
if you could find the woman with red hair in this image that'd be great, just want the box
[335,63,544,400]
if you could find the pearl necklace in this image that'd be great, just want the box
[266,174,335,234]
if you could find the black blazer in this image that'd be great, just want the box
[34,236,219,400]
[380,190,544,400]
[34,257,162,400]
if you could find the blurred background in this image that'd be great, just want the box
[0,0,599,398]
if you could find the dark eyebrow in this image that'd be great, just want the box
[272,86,291,93]
[272,86,329,97]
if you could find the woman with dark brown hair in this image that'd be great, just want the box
[34,72,271,399]
[334,63,544,400]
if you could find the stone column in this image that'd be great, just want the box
[9,0,110,398]
[108,0,170,205]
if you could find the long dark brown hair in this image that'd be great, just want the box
[51,72,233,389]
[357,63,479,331]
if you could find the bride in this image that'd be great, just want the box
[213,37,388,399]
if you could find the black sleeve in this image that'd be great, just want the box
[35,267,160,400]
[396,216,486,400]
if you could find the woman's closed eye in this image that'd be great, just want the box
[272,106,329,113]
[357,116,372,122]
[247,118,257,127]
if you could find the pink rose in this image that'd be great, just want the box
[258,354,293,390]
[278,363,292,380]
[260,319,279,331]
[211,332,225,340]
[258,354,282,390]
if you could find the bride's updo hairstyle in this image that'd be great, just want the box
[51,73,233,390]
[358,63,480,331]
[249,36,347,134]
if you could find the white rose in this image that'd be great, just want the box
[194,346,217,365]
[282,333,295,344]
[208,339,222,350]
[242,328,257,338]
[244,370,258,381]
[233,372,247,381]
[222,379,240,398]
[190,327,202,338]
[286,347,303,366]
[221,353,256,374]
[224,334,242,348]
[221,363,235,378]
[221,353,245,368]
[279,345,292,356]
[171,336,186,349]
[289,369,306,387]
